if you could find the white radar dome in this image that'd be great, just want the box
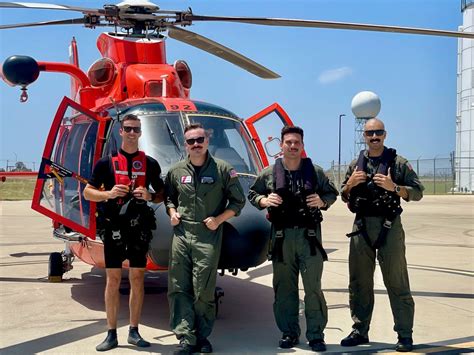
[351,91,381,118]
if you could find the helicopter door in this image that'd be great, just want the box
[32,97,107,239]
[244,103,297,168]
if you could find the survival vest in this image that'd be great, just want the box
[112,150,147,192]
[268,158,327,262]
[346,148,403,249]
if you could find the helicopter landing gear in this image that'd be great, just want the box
[214,286,224,317]
[48,252,63,282]
[48,249,74,282]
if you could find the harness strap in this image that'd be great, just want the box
[306,229,328,261]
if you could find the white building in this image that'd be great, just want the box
[456,0,474,192]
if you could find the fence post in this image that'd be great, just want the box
[433,157,436,195]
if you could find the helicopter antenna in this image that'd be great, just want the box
[165,118,184,160]
[109,97,121,121]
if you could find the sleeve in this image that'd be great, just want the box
[223,165,246,216]
[340,159,357,203]
[147,156,165,194]
[396,157,424,202]
[314,165,339,209]
[247,168,271,210]
[88,156,110,189]
[164,169,178,211]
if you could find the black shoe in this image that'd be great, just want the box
[127,327,151,347]
[279,335,299,349]
[96,330,118,352]
[309,339,326,352]
[197,338,213,353]
[340,330,369,347]
[173,339,196,355]
[395,337,413,352]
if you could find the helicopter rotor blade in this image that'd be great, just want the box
[186,15,474,39]
[0,17,87,29]
[0,2,102,15]
[168,26,280,79]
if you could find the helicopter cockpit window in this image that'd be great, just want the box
[187,115,258,175]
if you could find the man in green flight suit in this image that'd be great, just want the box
[340,118,424,352]
[165,123,245,355]
[248,126,338,353]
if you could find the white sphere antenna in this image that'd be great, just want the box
[351,91,381,118]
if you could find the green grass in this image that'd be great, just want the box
[420,180,455,195]
[0,178,36,200]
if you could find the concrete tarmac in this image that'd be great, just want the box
[0,196,473,354]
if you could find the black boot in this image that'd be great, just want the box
[96,329,118,352]
[340,330,369,347]
[196,338,213,353]
[128,326,151,347]
[279,334,299,349]
[395,337,413,352]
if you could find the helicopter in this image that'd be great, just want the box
[0,1,471,282]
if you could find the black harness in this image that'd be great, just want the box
[346,148,403,250]
[268,158,327,262]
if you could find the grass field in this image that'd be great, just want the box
[0,178,36,200]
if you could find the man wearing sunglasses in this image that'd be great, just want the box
[340,118,424,352]
[248,126,338,353]
[84,114,164,351]
[165,123,245,354]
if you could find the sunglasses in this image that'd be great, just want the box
[123,126,141,133]
[364,129,385,137]
[186,136,205,145]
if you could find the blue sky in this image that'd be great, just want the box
[0,0,461,170]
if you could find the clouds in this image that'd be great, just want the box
[318,66,353,84]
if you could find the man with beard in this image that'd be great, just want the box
[340,118,424,352]
[248,125,338,352]
[165,123,245,355]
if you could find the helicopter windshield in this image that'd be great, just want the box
[186,114,258,175]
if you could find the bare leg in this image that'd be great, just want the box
[129,267,145,327]
[105,268,122,329]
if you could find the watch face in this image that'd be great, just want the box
[395,185,401,193]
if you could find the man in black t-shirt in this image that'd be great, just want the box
[84,114,164,352]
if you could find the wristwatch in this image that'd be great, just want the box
[393,184,401,194]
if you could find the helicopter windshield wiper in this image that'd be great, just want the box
[165,118,184,160]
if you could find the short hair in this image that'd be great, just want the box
[120,114,140,127]
[184,122,206,135]
[281,125,304,141]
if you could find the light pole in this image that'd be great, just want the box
[338,114,346,187]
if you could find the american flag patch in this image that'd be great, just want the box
[181,175,192,184]
[407,163,413,171]
[229,169,238,178]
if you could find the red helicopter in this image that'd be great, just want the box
[0,1,471,281]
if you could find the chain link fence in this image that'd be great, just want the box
[325,155,474,195]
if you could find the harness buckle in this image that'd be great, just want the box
[383,219,393,229]
[111,230,121,240]
[275,230,284,238]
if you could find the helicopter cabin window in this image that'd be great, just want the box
[37,105,99,232]
[187,115,258,174]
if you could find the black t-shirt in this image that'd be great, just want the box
[89,149,164,209]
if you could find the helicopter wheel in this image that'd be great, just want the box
[48,252,64,282]
[214,286,224,317]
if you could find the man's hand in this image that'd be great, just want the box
[306,193,326,209]
[170,211,181,226]
[132,186,151,201]
[373,167,396,191]
[346,166,367,189]
[108,184,129,199]
[203,216,220,231]
[260,192,283,208]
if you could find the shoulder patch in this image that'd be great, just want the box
[407,163,413,171]
[229,169,238,178]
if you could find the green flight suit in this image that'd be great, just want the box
[341,148,424,339]
[248,162,338,342]
[165,153,245,346]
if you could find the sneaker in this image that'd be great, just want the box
[395,337,413,352]
[279,335,299,349]
[127,327,150,347]
[197,338,213,353]
[96,331,118,352]
[340,330,369,347]
[173,339,196,355]
[309,339,326,352]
